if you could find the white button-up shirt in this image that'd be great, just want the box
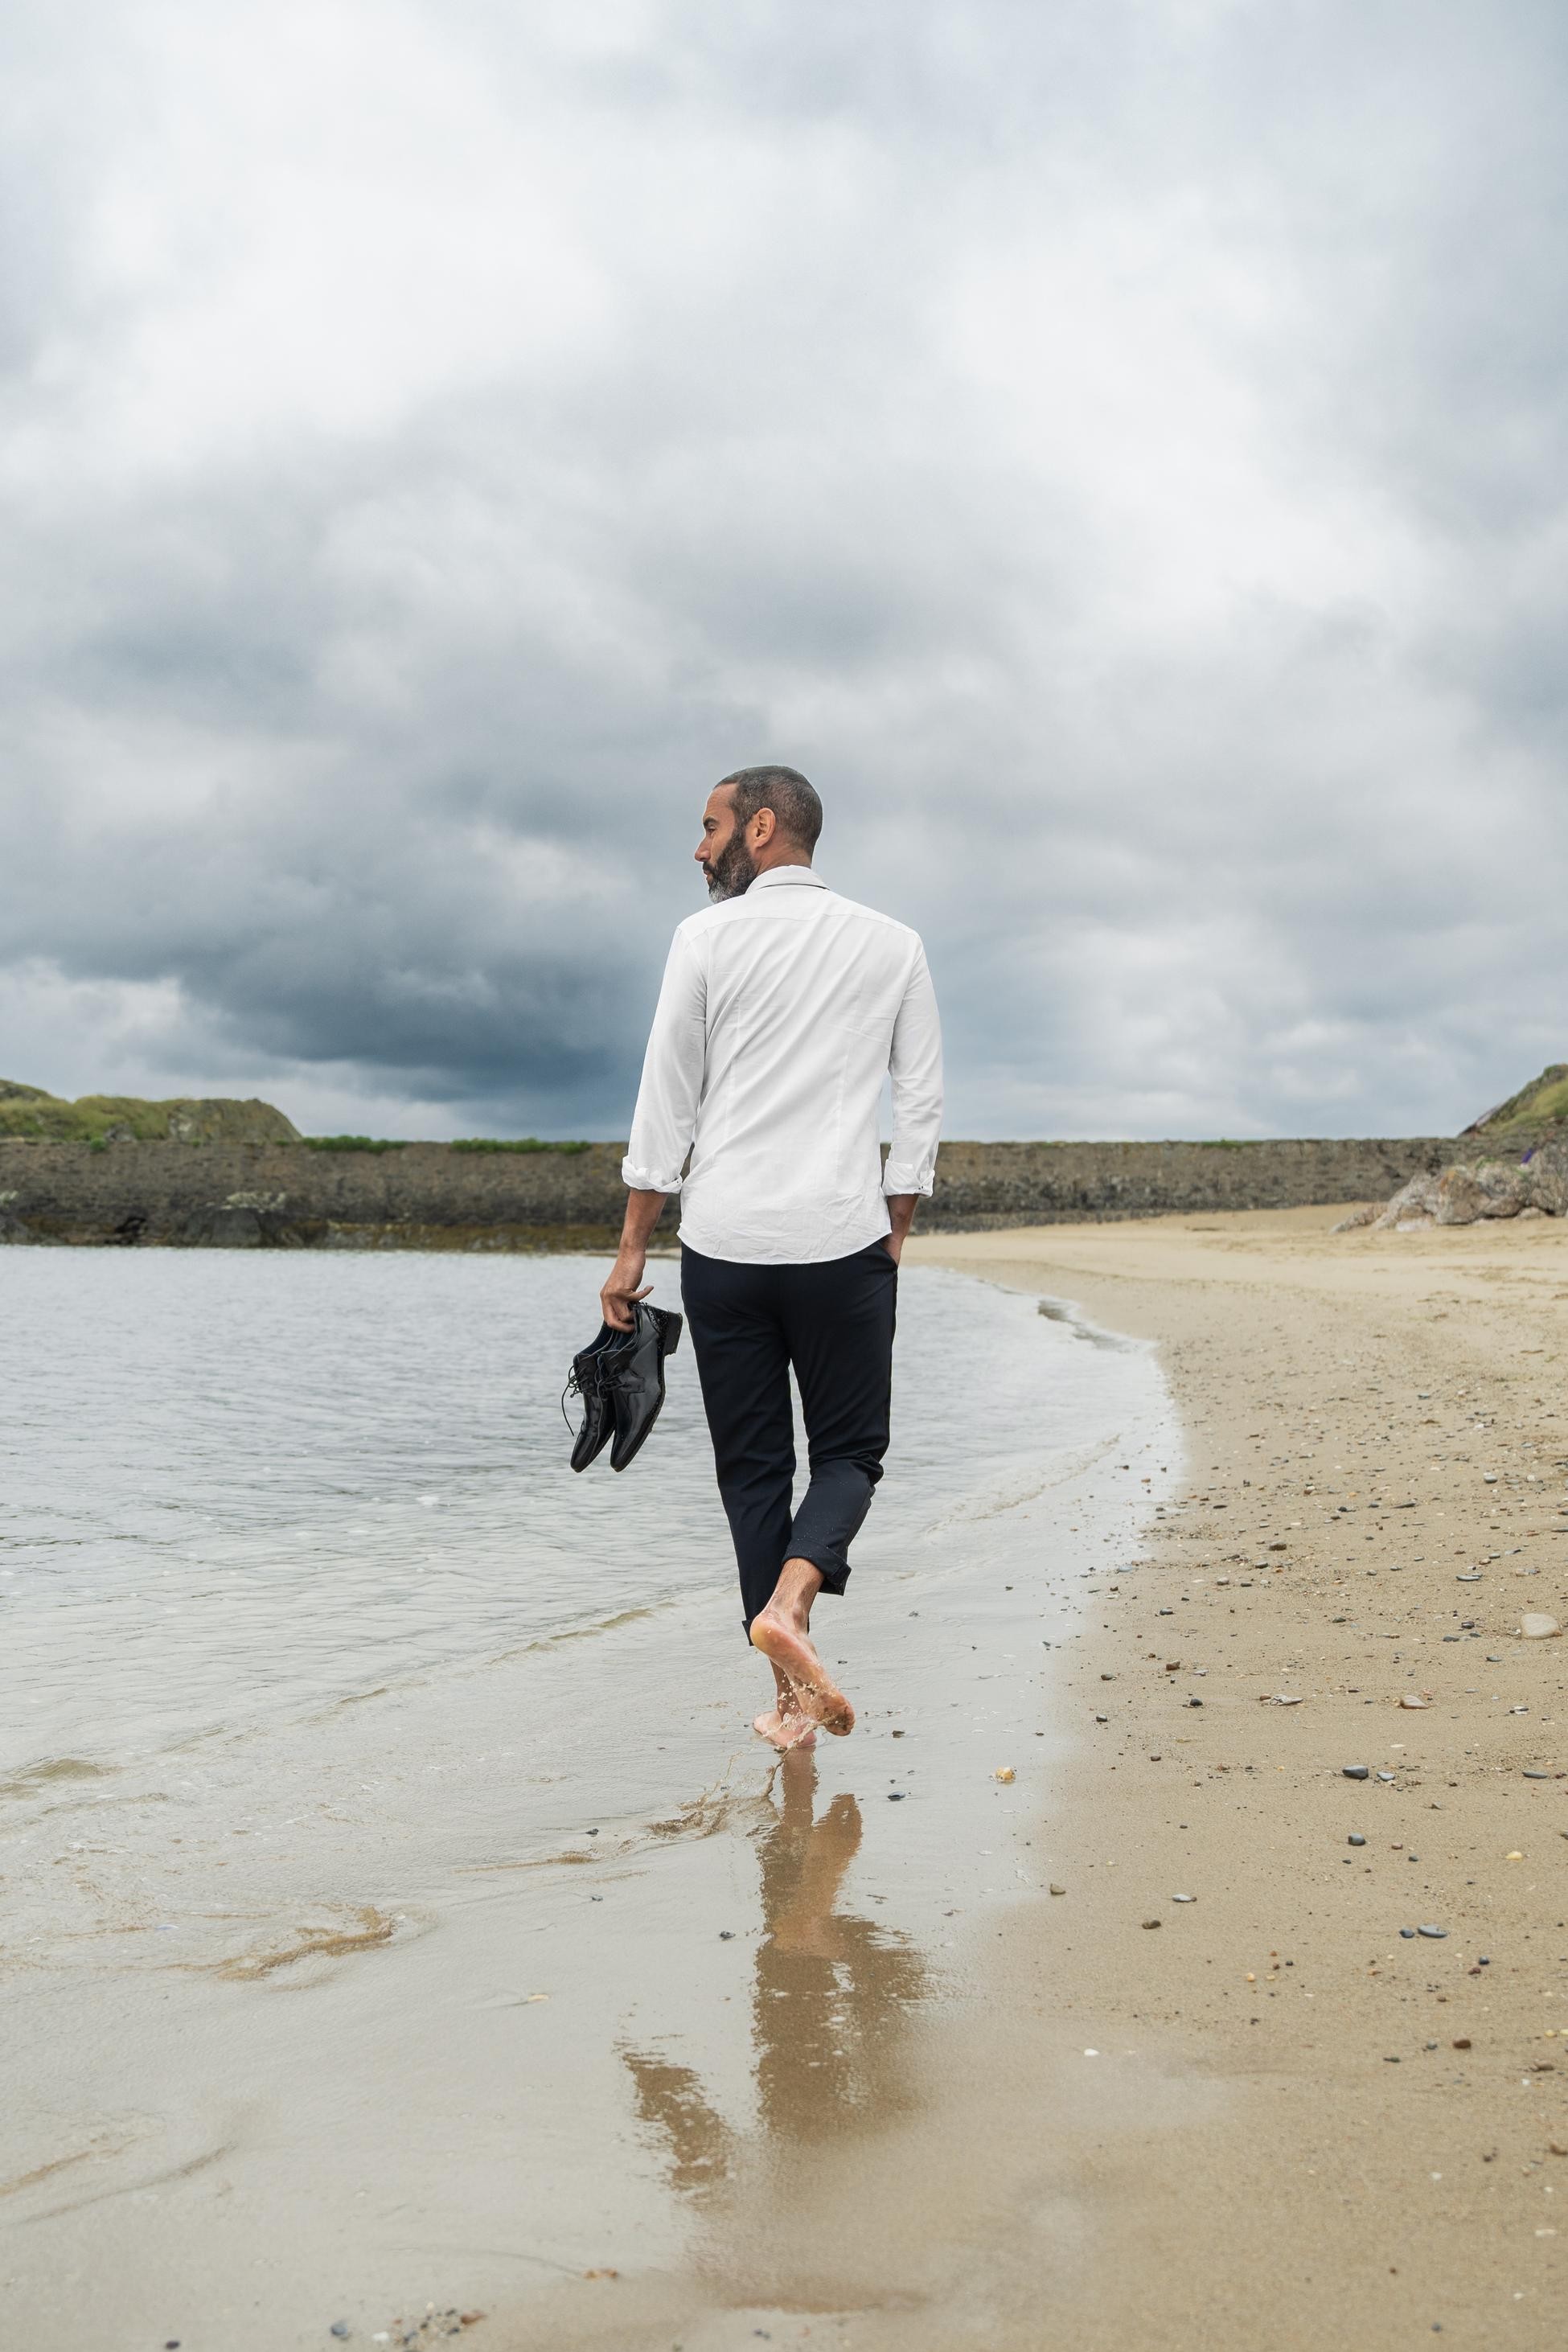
[622,866,943,1264]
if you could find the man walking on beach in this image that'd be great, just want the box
[600,766,942,1750]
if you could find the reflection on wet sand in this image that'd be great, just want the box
[620,2049,732,2204]
[621,1751,931,2210]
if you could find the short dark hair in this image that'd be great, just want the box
[718,764,823,854]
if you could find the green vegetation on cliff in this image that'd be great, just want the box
[0,1081,301,1145]
[234,1130,601,1154]
[1463,1063,1568,1143]
[0,1084,602,1155]
[301,1135,410,1153]
[449,1136,595,1155]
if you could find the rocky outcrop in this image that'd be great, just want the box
[1336,1138,1568,1231]
[0,1132,1462,1249]
[1461,1061,1568,1148]
[0,1082,300,1144]
[913,1136,1457,1227]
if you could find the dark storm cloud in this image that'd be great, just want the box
[0,0,1565,1138]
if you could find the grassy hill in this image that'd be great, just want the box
[1462,1063,1568,1145]
[0,1081,301,1145]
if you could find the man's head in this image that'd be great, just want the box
[696,765,823,902]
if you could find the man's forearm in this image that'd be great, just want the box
[885,1192,919,1262]
[600,1188,669,1329]
[618,1188,667,1250]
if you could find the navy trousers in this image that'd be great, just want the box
[680,1241,897,1635]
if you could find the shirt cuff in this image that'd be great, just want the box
[882,1161,936,1199]
[621,1155,684,1195]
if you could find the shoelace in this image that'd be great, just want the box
[560,1354,602,1431]
[560,1339,637,1430]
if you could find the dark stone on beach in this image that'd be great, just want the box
[718,1931,735,1939]
[1348,1833,1366,1846]
[330,2329,351,2342]
[1188,1697,1203,1707]
[887,1792,907,1801]
[1524,1770,1552,1779]
[1344,1765,1370,1779]
[1400,1927,1416,1938]
[1418,1925,1447,1939]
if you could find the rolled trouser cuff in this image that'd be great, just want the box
[782,1545,850,1599]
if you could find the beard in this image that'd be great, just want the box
[704,833,759,901]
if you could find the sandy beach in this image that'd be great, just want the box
[909,1206,1568,2350]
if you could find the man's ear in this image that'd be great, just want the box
[750,805,777,849]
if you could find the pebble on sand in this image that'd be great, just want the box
[1344,1765,1371,1779]
[1348,1833,1366,1846]
[1049,1883,1067,1895]
[1142,1917,1161,1929]
[1399,1695,1430,1709]
[995,1766,1016,1782]
[1520,1613,1562,1640]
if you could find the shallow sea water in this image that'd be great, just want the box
[3,1248,1153,1771]
[1,1247,1178,2352]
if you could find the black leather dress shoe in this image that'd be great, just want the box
[605,1302,683,1471]
[564,1324,622,1472]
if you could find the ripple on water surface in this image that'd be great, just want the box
[1,1248,1155,1772]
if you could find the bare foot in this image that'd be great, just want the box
[753,1706,817,1753]
[750,1610,856,1737]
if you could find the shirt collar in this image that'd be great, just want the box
[748,866,827,892]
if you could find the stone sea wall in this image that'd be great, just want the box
[0,1134,1462,1250]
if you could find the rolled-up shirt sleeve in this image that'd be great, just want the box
[881,940,942,1197]
[621,929,706,1193]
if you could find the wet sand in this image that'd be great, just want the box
[524,1205,1568,2350]
[3,1267,1172,2352]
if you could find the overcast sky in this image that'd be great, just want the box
[2,0,1564,1140]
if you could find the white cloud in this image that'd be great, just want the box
[1,0,1565,1139]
